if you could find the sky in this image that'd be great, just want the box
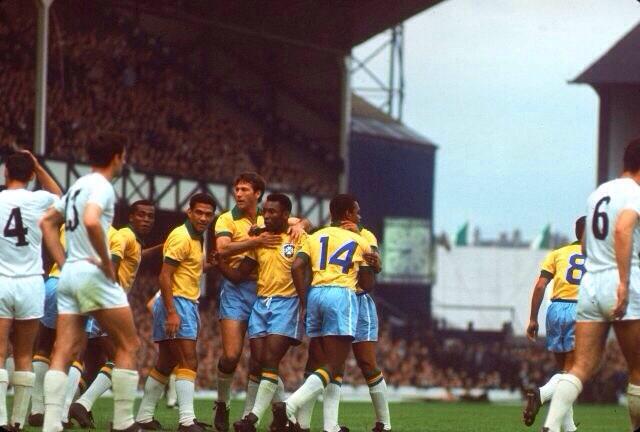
[354,0,640,241]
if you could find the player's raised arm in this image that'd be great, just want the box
[287,216,313,242]
[22,150,63,197]
[40,207,66,269]
[613,208,638,318]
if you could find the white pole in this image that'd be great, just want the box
[34,0,54,156]
[339,54,352,193]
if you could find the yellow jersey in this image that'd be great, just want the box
[214,206,264,275]
[540,241,585,300]
[110,226,142,292]
[357,227,378,293]
[298,226,372,291]
[163,221,204,301]
[48,227,66,278]
[245,232,306,297]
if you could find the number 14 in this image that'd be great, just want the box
[318,236,357,274]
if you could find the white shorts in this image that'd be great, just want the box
[0,275,45,320]
[57,260,128,315]
[577,268,640,322]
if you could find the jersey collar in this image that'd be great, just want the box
[330,221,364,231]
[231,205,263,221]
[184,220,203,240]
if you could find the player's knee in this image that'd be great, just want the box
[356,356,377,376]
[119,334,140,358]
[221,349,242,368]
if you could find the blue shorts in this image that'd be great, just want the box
[546,300,577,353]
[41,277,59,329]
[354,293,379,343]
[153,296,200,341]
[248,296,303,342]
[85,316,107,339]
[306,286,359,338]
[219,278,257,322]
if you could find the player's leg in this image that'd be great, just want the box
[216,319,247,430]
[612,320,640,430]
[136,342,176,428]
[60,337,87,427]
[92,307,140,432]
[242,338,265,418]
[10,319,40,429]
[543,321,608,432]
[168,338,200,430]
[354,342,390,432]
[295,338,325,432]
[0,317,12,428]
[319,336,353,432]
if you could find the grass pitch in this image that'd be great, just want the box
[19,399,629,431]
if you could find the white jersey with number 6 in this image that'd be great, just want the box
[0,189,59,277]
[54,172,115,263]
[585,177,640,273]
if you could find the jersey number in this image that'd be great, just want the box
[3,207,28,246]
[65,189,82,232]
[565,253,586,285]
[592,196,610,240]
[319,236,357,274]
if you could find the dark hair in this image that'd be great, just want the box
[266,193,292,213]
[575,216,586,241]
[234,172,266,201]
[189,192,216,210]
[623,138,640,172]
[330,194,357,221]
[129,199,154,216]
[87,132,126,167]
[6,153,35,182]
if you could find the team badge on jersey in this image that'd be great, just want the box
[282,243,295,258]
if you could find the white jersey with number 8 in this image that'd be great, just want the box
[54,172,115,263]
[0,188,59,277]
[585,177,640,273]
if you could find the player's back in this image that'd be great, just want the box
[302,226,371,290]
[61,172,115,263]
[0,188,58,277]
[585,177,640,273]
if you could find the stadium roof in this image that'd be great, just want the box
[573,22,640,85]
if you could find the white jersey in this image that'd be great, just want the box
[54,172,115,263]
[0,189,59,277]
[585,177,640,273]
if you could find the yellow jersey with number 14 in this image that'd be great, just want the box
[540,241,585,300]
[298,226,372,291]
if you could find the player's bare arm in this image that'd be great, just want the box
[613,209,638,319]
[40,208,66,268]
[158,262,180,338]
[141,243,164,258]
[357,267,376,293]
[364,252,382,274]
[291,255,310,308]
[215,232,281,258]
[216,256,256,285]
[287,216,313,242]
[23,150,63,197]
[84,203,116,281]
[527,275,551,341]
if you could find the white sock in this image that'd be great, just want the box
[136,370,168,423]
[543,374,582,432]
[5,359,14,385]
[323,379,342,432]
[296,394,318,430]
[217,368,233,408]
[273,377,285,403]
[61,363,83,422]
[31,358,50,415]
[540,373,563,404]
[0,369,8,426]
[167,373,177,406]
[77,366,113,411]
[112,368,138,430]
[176,370,196,426]
[43,370,67,432]
[243,375,260,417]
[286,370,328,416]
[11,371,35,428]
[562,405,577,432]
[250,375,278,422]
[369,377,391,429]
[627,383,640,430]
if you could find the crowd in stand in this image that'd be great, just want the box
[0,4,336,196]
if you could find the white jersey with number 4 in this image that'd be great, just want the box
[0,189,59,277]
[585,177,640,273]
[54,172,115,263]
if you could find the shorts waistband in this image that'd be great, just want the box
[551,298,577,303]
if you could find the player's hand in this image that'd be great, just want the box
[204,252,219,271]
[364,252,382,273]
[613,282,630,320]
[526,320,538,341]
[254,232,281,248]
[88,257,116,282]
[19,149,40,168]
[341,221,359,233]
[288,223,306,243]
[165,311,181,338]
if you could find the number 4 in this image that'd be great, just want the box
[319,236,357,274]
[4,207,28,246]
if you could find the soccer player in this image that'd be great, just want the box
[213,172,308,432]
[272,194,375,432]
[542,138,640,432]
[39,133,140,432]
[69,200,157,428]
[214,193,304,432]
[136,193,215,432]
[522,216,586,431]
[0,151,61,430]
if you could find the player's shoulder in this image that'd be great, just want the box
[168,223,188,239]
[214,210,234,228]
[360,227,378,245]
[551,241,581,257]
